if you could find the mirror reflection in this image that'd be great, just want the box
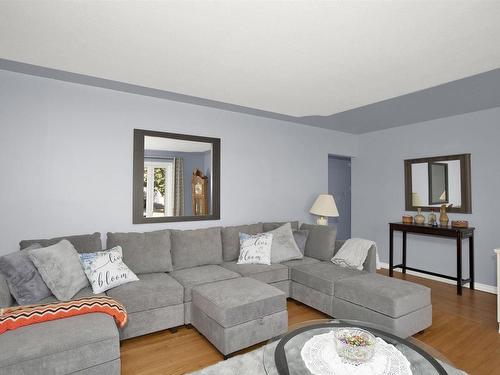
[143,136,212,218]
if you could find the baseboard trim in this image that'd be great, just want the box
[379,262,497,295]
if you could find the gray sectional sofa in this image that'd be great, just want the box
[0,221,432,374]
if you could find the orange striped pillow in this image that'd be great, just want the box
[0,296,127,334]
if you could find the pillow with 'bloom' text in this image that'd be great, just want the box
[79,246,138,294]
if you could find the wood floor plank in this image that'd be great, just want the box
[121,271,499,375]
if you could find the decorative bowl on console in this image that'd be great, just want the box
[334,328,376,364]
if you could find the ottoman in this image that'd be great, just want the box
[191,277,288,358]
[332,273,432,338]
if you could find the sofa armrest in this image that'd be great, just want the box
[334,240,377,273]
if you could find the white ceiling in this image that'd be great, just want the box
[1,1,499,118]
[145,136,212,153]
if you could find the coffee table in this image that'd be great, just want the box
[263,319,460,375]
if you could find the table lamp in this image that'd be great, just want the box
[310,194,339,225]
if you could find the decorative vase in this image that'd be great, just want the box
[428,209,437,226]
[439,204,449,226]
[414,208,425,225]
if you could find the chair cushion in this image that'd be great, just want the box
[0,313,119,374]
[291,261,366,296]
[170,227,223,270]
[281,256,320,277]
[334,273,431,318]
[192,277,286,327]
[106,230,173,274]
[222,262,289,284]
[170,265,240,302]
[106,273,183,313]
[221,223,264,262]
[300,224,337,261]
[20,232,102,253]
[263,221,299,231]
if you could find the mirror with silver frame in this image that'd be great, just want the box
[133,129,220,223]
[404,154,471,213]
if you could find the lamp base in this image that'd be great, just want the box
[316,216,328,226]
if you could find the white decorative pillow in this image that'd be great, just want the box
[268,223,304,263]
[237,232,273,265]
[79,246,139,294]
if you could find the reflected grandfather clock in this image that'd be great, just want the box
[192,169,209,216]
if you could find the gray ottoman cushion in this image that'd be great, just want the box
[106,230,173,274]
[0,313,119,375]
[20,232,102,253]
[170,265,241,302]
[221,262,289,284]
[171,227,223,270]
[291,261,366,296]
[106,273,183,313]
[334,273,431,318]
[221,223,264,262]
[192,277,286,327]
[300,224,337,261]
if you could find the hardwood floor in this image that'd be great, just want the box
[121,271,499,375]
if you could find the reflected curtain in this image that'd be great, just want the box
[173,158,184,216]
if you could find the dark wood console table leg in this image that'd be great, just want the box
[389,227,394,277]
[469,235,475,290]
[402,231,407,274]
[457,233,462,295]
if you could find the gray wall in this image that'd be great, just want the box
[351,107,500,288]
[0,69,358,255]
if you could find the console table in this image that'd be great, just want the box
[389,222,475,295]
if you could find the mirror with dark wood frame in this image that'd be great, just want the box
[404,154,471,214]
[133,129,220,223]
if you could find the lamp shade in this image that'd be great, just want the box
[309,194,339,217]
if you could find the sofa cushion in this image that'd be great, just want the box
[300,224,337,261]
[221,262,289,284]
[221,223,264,262]
[38,286,104,305]
[334,273,431,318]
[281,256,320,277]
[263,221,299,231]
[0,244,52,305]
[0,313,119,374]
[28,240,89,301]
[106,273,183,313]
[291,261,366,296]
[170,227,223,270]
[170,265,240,302]
[20,232,102,253]
[106,230,173,274]
[192,277,286,327]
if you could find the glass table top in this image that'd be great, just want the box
[263,319,454,375]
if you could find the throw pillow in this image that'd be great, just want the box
[79,246,139,294]
[0,244,52,305]
[267,223,303,263]
[292,229,310,254]
[331,238,376,270]
[237,232,273,265]
[28,240,89,301]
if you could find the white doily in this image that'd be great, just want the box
[300,331,412,375]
